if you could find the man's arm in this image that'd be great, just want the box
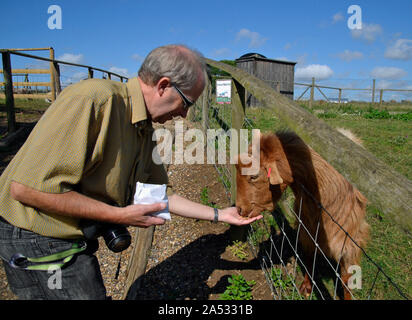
[10,181,166,228]
[168,194,262,226]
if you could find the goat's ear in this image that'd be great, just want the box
[267,161,283,185]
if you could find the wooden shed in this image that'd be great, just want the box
[235,53,296,106]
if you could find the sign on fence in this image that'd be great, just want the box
[216,79,231,104]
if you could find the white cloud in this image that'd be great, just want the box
[384,39,412,61]
[370,67,407,80]
[236,28,268,48]
[336,50,364,62]
[351,23,383,43]
[332,12,344,24]
[57,53,84,64]
[109,66,130,78]
[295,64,334,81]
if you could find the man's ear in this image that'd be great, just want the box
[266,160,283,185]
[156,77,171,96]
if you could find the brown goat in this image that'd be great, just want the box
[235,131,369,300]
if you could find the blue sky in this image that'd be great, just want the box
[1,0,412,101]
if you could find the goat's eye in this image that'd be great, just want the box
[249,174,260,181]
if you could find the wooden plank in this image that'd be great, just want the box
[0,82,50,87]
[7,47,51,51]
[0,69,50,74]
[0,93,50,99]
[205,58,412,233]
[0,50,127,81]
[123,226,155,299]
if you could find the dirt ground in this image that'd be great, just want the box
[0,110,273,300]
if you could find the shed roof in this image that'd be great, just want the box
[236,52,297,65]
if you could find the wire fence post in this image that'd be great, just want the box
[1,51,16,133]
[379,89,384,106]
[49,47,56,101]
[229,78,248,242]
[201,71,209,133]
[309,77,315,108]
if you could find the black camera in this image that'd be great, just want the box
[81,221,131,253]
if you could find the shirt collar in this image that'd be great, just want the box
[126,77,148,125]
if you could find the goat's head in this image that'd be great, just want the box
[235,134,293,218]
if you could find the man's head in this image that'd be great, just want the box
[138,44,207,123]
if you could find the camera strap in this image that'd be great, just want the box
[9,241,87,271]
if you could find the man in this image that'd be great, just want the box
[0,44,261,299]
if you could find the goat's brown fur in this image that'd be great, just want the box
[235,131,369,300]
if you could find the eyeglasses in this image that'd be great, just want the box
[172,84,195,109]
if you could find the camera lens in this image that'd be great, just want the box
[102,227,131,253]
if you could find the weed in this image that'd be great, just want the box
[200,186,217,208]
[228,240,249,261]
[220,274,256,300]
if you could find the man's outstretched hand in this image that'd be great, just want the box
[218,206,263,226]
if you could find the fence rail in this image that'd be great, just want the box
[294,77,412,107]
[1,48,128,133]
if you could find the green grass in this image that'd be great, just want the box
[0,98,50,111]
[0,98,50,125]
[245,102,412,300]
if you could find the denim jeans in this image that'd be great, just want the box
[0,217,107,300]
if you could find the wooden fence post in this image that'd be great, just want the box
[49,48,56,101]
[309,77,315,108]
[201,72,210,133]
[379,89,384,106]
[122,226,155,299]
[229,78,248,242]
[53,62,61,96]
[339,88,342,103]
[88,67,94,79]
[372,79,376,104]
[1,51,16,133]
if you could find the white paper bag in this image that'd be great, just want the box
[133,182,171,220]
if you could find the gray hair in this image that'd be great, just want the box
[138,44,207,91]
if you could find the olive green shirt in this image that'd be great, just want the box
[0,77,168,239]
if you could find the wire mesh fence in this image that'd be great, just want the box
[189,74,410,300]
